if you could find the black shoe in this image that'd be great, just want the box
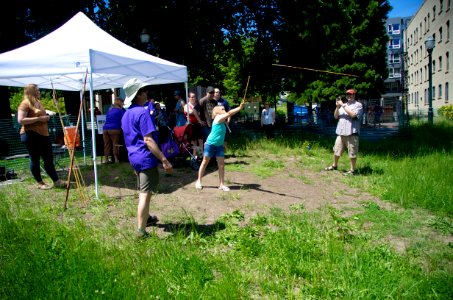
[146,215,159,226]
[137,228,150,239]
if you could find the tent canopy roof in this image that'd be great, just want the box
[0,12,187,91]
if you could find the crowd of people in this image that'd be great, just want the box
[17,81,362,238]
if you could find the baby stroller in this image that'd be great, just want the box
[167,124,201,170]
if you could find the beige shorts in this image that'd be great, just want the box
[333,135,359,158]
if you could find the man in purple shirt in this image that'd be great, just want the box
[121,78,173,238]
[324,88,363,175]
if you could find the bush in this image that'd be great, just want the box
[438,105,453,120]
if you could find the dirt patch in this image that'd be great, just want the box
[93,157,382,231]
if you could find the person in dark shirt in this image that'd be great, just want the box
[102,97,125,163]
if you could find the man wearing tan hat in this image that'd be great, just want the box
[121,78,173,238]
[324,88,363,175]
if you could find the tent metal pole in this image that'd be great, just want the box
[79,89,87,165]
[89,72,99,199]
[185,82,189,123]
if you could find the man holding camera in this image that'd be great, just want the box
[324,89,363,175]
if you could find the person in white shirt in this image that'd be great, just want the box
[324,88,363,175]
[261,102,275,139]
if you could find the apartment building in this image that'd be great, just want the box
[405,0,452,116]
[384,16,411,120]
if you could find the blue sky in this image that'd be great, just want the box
[388,0,424,17]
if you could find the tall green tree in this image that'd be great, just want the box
[274,0,390,102]
[0,0,391,114]
[0,0,106,118]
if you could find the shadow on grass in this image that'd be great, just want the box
[355,164,384,176]
[80,158,220,193]
[229,182,304,199]
[154,222,226,237]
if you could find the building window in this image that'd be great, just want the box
[448,0,451,11]
[446,82,450,103]
[389,38,400,49]
[388,53,400,63]
[388,68,401,78]
[388,23,400,34]
[433,60,436,73]
[439,56,443,71]
[447,21,450,41]
[441,0,444,13]
[433,6,436,20]
[439,27,443,42]
[428,13,430,31]
[433,86,436,100]
[447,52,450,72]
[439,84,443,99]
[425,89,428,105]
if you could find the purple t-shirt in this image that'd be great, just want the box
[121,104,159,172]
[103,107,125,130]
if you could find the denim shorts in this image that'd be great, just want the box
[203,143,224,158]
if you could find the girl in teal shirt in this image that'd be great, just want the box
[196,101,244,191]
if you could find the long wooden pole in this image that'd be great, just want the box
[242,75,251,103]
[272,63,360,78]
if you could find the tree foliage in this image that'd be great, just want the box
[0,0,391,116]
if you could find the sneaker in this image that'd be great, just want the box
[146,215,159,226]
[218,185,230,192]
[137,228,150,238]
[195,181,203,190]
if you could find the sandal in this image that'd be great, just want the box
[218,185,230,192]
[37,183,52,190]
[343,169,355,176]
[324,165,337,171]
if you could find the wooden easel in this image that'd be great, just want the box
[51,74,90,210]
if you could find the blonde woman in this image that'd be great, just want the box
[195,101,244,191]
[17,84,64,189]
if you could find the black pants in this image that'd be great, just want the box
[263,124,274,139]
[21,131,59,183]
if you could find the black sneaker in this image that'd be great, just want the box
[137,228,150,239]
[146,215,159,226]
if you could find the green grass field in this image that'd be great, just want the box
[1,121,452,299]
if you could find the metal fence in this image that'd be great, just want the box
[0,116,92,173]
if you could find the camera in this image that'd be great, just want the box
[336,96,344,103]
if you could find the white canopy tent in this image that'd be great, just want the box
[0,12,188,198]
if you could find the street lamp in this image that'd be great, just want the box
[140,29,150,44]
[425,36,435,125]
